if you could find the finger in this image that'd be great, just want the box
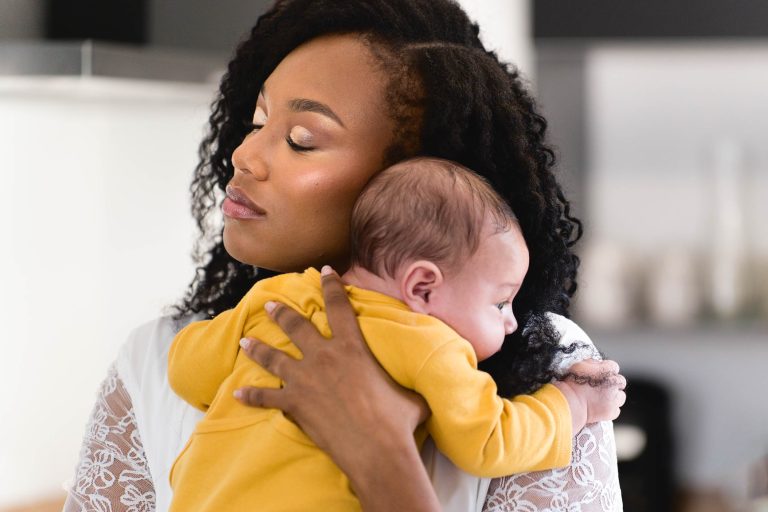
[600,359,620,375]
[266,302,322,353]
[602,372,626,391]
[618,389,627,408]
[409,390,432,425]
[234,386,287,411]
[611,390,627,420]
[579,358,618,373]
[576,359,621,380]
[320,266,364,341]
[240,337,298,378]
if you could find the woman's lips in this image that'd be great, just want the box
[222,186,267,219]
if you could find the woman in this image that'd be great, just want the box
[65,1,624,510]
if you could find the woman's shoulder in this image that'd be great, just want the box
[545,313,592,345]
[545,313,602,367]
[116,316,191,380]
[113,314,191,394]
[115,314,206,512]
[118,316,186,369]
[116,313,205,396]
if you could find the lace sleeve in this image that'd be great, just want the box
[63,364,157,512]
[483,314,623,512]
[483,421,622,511]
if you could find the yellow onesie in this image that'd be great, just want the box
[168,267,572,511]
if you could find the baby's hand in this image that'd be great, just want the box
[553,359,627,433]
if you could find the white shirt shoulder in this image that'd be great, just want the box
[116,315,204,512]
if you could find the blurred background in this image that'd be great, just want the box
[1,1,766,511]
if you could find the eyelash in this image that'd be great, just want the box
[244,121,314,153]
[285,135,313,152]
[496,301,511,312]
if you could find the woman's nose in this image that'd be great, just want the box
[231,132,270,180]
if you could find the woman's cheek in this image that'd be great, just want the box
[308,174,368,218]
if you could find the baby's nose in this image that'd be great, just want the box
[504,315,518,335]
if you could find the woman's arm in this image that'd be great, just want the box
[483,421,623,511]
[236,266,442,512]
[482,316,625,512]
[63,364,156,512]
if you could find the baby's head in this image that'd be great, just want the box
[349,157,529,360]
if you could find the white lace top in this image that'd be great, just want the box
[63,314,623,512]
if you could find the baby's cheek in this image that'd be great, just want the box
[495,324,507,350]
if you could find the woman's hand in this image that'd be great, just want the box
[235,266,440,511]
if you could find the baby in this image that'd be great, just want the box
[167,158,624,511]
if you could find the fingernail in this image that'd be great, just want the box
[233,389,243,399]
[239,338,251,349]
[321,265,334,276]
[265,301,276,313]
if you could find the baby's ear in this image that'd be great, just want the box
[400,261,444,314]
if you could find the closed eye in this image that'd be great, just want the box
[246,122,263,133]
[285,135,313,152]
[242,121,313,152]
[246,104,268,134]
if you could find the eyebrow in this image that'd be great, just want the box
[259,85,344,127]
[289,98,345,127]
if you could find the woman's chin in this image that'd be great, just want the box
[222,226,349,274]
[222,240,296,274]
[222,232,266,268]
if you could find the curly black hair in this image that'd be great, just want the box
[174,0,584,398]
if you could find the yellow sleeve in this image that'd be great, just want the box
[415,339,573,478]
[167,294,254,411]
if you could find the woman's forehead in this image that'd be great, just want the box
[262,34,389,128]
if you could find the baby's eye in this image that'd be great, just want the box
[496,301,511,312]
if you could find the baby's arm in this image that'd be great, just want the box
[415,340,624,478]
[167,295,255,410]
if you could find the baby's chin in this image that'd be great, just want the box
[474,342,505,362]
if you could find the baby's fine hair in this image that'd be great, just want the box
[350,157,516,278]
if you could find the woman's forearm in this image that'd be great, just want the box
[65,365,156,512]
[348,432,441,512]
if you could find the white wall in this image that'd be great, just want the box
[579,42,768,501]
[457,0,534,80]
[0,0,44,39]
[0,76,214,506]
[586,43,768,257]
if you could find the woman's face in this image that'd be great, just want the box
[223,34,396,272]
